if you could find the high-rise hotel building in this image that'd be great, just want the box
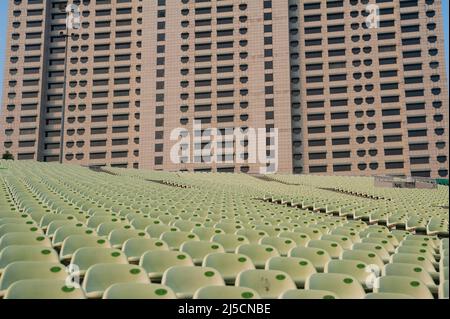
[1,0,448,178]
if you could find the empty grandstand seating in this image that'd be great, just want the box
[0,160,448,299]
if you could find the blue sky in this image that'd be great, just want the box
[0,1,448,102]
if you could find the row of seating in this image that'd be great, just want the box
[0,161,448,299]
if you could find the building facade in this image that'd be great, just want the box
[1,0,448,178]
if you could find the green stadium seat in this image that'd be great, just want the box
[139,250,194,281]
[0,217,35,227]
[235,229,268,244]
[52,225,96,248]
[82,263,150,299]
[280,289,339,299]
[341,249,385,270]
[361,237,395,254]
[306,273,366,299]
[289,247,332,272]
[46,220,80,238]
[162,266,225,299]
[193,286,261,299]
[236,244,280,269]
[0,232,52,251]
[0,245,59,272]
[191,226,224,241]
[352,243,390,263]
[130,217,164,230]
[202,252,255,285]
[70,247,128,276]
[4,279,86,299]
[103,283,176,299]
[383,263,437,293]
[39,214,77,230]
[60,235,111,262]
[321,234,353,250]
[307,239,344,259]
[277,231,310,247]
[293,227,322,240]
[211,234,250,253]
[373,276,433,299]
[266,256,316,288]
[145,224,179,239]
[160,231,200,250]
[180,240,225,265]
[122,238,169,263]
[86,215,121,229]
[0,223,43,238]
[325,260,374,289]
[259,237,297,256]
[108,228,149,249]
[236,269,296,299]
[0,261,68,296]
[367,232,399,247]
[390,253,438,279]
[96,222,131,237]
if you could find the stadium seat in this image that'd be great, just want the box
[236,229,268,244]
[130,217,164,230]
[192,226,224,241]
[293,227,322,240]
[4,279,86,299]
[108,228,149,249]
[236,269,296,299]
[306,273,366,299]
[122,238,169,263]
[307,239,344,259]
[236,244,280,269]
[193,286,261,299]
[383,263,438,293]
[82,263,150,298]
[0,245,59,272]
[52,225,96,248]
[211,234,250,253]
[160,231,200,251]
[278,231,310,247]
[266,256,316,288]
[325,260,374,289]
[361,237,395,254]
[60,235,111,261]
[39,214,77,230]
[0,223,44,238]
[373,276,433,299]
[180,241,225,265]
[202,252,255,285]
[0,232,52,251]
[103,283,176,299]
[289,247,332,272]
[162,266,225,299]
[352,243,390,263]
[341,250,385,270]
[140,250,194,281]
[70,247,128,275]
[390,253,439,279]
[145,225,179,239]
[367,232,399,247]
[280,289,339,299]
[0,261,68,296]
[259,237,296,256]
